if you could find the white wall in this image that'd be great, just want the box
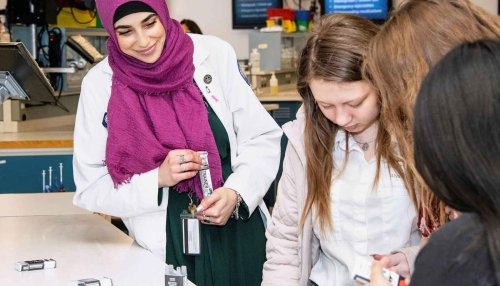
[167,0,252,59]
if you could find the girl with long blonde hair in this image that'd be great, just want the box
[263,13,420,285]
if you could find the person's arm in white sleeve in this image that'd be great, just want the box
[73,67,167,218]
[263,144,302,285]
[218,41,283,215]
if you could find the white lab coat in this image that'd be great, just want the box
[72,34,282,261]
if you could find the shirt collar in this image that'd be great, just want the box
[335,130,363,153]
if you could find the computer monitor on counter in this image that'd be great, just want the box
[232,0,282,29]
[321,0,391,22]
[0,42,56,104]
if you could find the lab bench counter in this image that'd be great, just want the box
[256,83,302,102]
[259,94,302,102]
[0,192,88,217]
[0,130,73,149]
[0,213,195,286]
[257,82,301,99]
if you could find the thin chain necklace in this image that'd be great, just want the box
[353,138,377,151]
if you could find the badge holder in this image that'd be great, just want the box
[180,192,200,256]
[180,151,214,256]
[180,210,200,255]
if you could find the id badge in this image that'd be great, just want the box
[180,211,201,255]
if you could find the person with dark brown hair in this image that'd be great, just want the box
[262,13,420,285]
[181,19,203,34]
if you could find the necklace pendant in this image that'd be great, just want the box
[361,142,369,151]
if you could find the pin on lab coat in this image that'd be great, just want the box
[72,34,282,261]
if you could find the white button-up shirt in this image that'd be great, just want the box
[309,131,419,286]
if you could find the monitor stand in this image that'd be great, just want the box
[0,71,29,102]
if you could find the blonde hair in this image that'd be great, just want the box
[364,0,500,232]
[297,14,407,234]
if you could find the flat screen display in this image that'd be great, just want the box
[323,0,390,21]
[0,42,56,104]
[232,0,282,29]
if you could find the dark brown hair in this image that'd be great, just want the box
[180,19,202,34]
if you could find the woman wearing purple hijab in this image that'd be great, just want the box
[72,0,282,285]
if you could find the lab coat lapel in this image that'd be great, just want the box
[192,42,230,132]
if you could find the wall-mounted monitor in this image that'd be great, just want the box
[321,0,391,22]
[232,0,282,29]
[0,42,57,104]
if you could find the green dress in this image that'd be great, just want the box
[165,99,266,286]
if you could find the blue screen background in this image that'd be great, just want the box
[233,0,281,28]
[324,0,389,20]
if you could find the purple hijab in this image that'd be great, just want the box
[95,0,222,200]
